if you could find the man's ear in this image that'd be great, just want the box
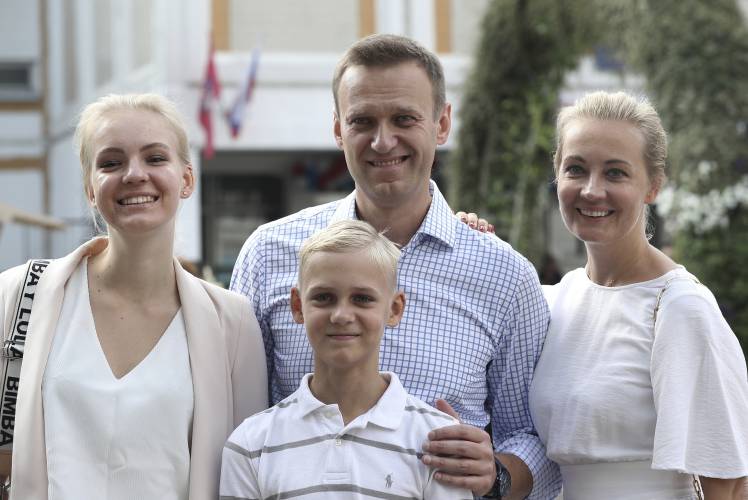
[290,287,304,324]
[387,291,406,327]
[333,111,343,149]
[435,102,452,146]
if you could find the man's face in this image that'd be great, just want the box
[333,62,451,210]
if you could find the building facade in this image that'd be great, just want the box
[3,0,719,278]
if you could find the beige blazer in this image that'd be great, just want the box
[0,238,268,500]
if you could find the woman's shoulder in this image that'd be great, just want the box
[654,268,736,347]
[0,262,31,289]
[657,268,718,312]
[176,269,258,343]
[177,266,250,310]
[542,268,586,306]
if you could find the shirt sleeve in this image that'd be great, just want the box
[220,430,262,500]
[230,229,275,400]
[487,262,561,500]
[651,284,748,478]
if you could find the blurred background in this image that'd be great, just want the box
[1,0,747,353]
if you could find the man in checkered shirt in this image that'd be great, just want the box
[231,34,561,500]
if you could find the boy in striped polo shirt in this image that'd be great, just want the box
[220,220,472,499]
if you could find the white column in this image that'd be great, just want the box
[111,0,131,82]
[408,0,435,49]
[76,0,95,104]
[375,0,406,34]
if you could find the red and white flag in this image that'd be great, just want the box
[226,46,261,138]
[199,39,221,159]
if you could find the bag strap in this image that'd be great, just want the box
[652,274,701,327]
[652,273,704,500]
[0,259,50,451]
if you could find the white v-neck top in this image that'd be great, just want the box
[42,258,194,500]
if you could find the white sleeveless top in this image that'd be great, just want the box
[42,259,194,500]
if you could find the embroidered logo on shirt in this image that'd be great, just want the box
[385,473,393,488]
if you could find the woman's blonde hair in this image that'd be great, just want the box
[553,91,668,190]
[298,220,401,289]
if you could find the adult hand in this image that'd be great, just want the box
[421,399,496,496]
[455,211,494,234]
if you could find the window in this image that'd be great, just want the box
[0,62,37,100]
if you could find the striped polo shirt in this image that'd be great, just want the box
[220,372,473,500]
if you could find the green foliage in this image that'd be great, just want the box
[617,0,748,188]
[452,0,748,352]
[448,0,597,262]
[619,0,748,354]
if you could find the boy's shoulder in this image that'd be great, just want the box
[401,392,459,431]
[227,391,304,448]
[375,373,458,432]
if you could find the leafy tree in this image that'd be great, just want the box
[615,0,748,354]
[448,0,596,262]
[453,0,748,353]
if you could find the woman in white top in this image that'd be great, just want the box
[0,93,267,500]
[527,91,748,499]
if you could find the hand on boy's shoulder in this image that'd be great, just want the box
[420,399,496,496]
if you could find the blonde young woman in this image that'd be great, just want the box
[0,94,267,500]
[460,91,748,499]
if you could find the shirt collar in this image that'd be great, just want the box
[329,180,456,248]
[363,371,408,430]
[295,372,408,431]
[296,373,329,418]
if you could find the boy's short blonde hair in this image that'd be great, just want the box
[298,220,401,289]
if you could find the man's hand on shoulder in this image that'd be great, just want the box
[421,399,496,496]
[455,211,494,234]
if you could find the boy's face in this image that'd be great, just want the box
[291,249,405,371]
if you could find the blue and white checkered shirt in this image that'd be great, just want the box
[231,181,561,499]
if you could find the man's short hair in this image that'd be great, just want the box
[298,220,401,289]
[332,34,446,119]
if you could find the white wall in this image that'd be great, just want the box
[0,171,46,271]
[0,0,39,60]
[40,0,206,263]
[0,0,45,269]
[230,0,359,52]
[451,0,490,55]
[0,112,43,157]
[47,136,92,258]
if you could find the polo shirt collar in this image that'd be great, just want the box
[364,371,408,430]
[296,373,329,418]
[294,372,408,431]
[329,180,456,248]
